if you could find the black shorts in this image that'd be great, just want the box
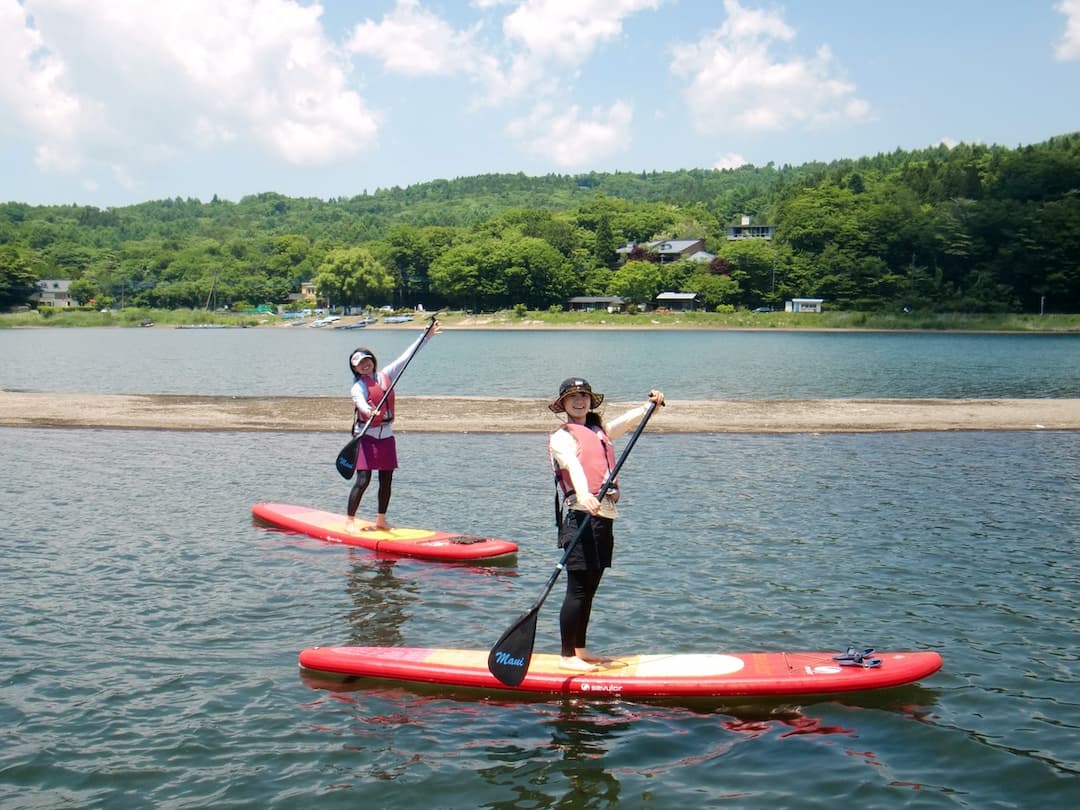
[558,509,614,571]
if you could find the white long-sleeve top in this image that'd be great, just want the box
[548,403,650,518]
[350,330,432,438]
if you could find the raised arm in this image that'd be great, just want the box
[605,389,665,439]
[382,319,441,381]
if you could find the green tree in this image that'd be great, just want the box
[377,224,460,308]
[0,245,39,309]
[685,267,739,309]
[315,247,394,310]
[593,213,617,268]
[68,277,98,306]
[429,241,484,309]
[607,260,664,306]
[494,235,573,308]
[719,238,778,306]
[430,233,570,310]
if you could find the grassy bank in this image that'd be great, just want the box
[0,308,270,329]
[3,307,1080,332]
[456,309,1080,332]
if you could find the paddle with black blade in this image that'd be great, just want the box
[335,314,439,480]
[487,397,660,686]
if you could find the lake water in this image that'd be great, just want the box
[2,326,1079,398]
[1,328,1078,808]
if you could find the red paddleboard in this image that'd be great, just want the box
[298,646,943,698]
[252,503,518,562]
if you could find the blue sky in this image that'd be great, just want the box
[2,0,1079,208]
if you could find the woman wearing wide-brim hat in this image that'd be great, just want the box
[547,377,665,671]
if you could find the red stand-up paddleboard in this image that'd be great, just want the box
[298,646,942,698]
[252,503,518,562]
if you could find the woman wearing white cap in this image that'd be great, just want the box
[345,321,441,531]
[548,377,665,671]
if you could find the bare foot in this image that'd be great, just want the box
[344,519,363,534]
[559,656,597,672]
[576,649,614,665]
[374,523,394,531]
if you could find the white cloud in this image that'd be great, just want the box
[490,0,663,106]
[502,0,662,64]
[1056,0,1080,60]
[348,0,662,106]
[670,0,870,134]
[0,0,379,192]
[348,0,497,78]
[507,100,633,166]
[348,1,657,158]
[347,0,533,106]
[712,152,748,171]
[0,0,103,172]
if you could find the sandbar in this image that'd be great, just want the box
[1,391,1078,433]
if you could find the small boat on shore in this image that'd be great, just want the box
[335,317,375,330]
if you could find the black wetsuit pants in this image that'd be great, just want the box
[347,470,393,518]
[557,510,614,657]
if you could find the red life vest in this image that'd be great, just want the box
[554,422,618,499]
[357,371,394,427]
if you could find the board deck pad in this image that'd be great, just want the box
[252,503,518,562]
[298,646,943,698]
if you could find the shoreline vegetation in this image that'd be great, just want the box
[2,392,1079,434]
[3,307,1080,332]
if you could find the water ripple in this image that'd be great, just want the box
[2,427,1079,807]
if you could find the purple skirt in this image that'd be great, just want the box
[355,435,398,471]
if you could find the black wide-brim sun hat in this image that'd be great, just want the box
[549,377,604,413]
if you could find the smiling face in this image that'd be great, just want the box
[354,357,375,376]
[561,390,592,423]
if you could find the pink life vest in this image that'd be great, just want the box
[554,422,618,500]
[357,371,395,427]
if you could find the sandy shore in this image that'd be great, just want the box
[2,391,1078,433]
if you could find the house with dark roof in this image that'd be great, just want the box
[616,239,707,263]
[34,279,75,308]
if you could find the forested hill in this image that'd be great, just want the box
[2,133,1078,314]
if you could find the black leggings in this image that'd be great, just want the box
[347,469,393,517]
[560,568,605,657]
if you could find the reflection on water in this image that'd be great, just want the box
[296,680,947,808]
[544,702,626,806]
[345,558,414,647]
